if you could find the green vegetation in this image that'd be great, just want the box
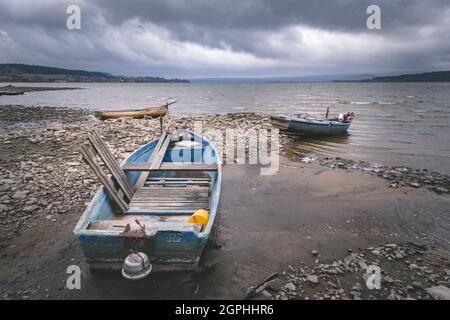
[0,63,189,83]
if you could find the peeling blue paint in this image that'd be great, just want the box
[74,132,221,272]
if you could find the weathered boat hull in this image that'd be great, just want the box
[271,116,350,135]
[96,106,168,120]
[73,133,221,272]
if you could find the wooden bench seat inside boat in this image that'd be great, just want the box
[81,130,214,215]
[128,184,210,212]
[122,162,218,172]
[86,215,203,233]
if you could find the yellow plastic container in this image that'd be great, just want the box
[188,209,210,230]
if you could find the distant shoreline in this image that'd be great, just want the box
[191,71,450,83]
[334,80,450,83]
[3,64,450,84]
[0,63,190,83]
[0,79,190,84]
[0,85,80,96]
[334,71,450,83]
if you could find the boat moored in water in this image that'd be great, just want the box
[270,112,354,135]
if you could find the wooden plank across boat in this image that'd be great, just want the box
[270,115,351,135]
[74,129,221,273]
[96,101,176,120]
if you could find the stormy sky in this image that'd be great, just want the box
[0,0,449,78]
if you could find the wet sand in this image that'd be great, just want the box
[1,162,449,300]
[0,106,449,300]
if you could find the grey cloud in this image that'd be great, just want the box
[94,0,449,33]
[0,0,449,77]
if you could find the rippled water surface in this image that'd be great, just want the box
[1,82,450,173]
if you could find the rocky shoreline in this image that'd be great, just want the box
[299,155,450,194]
[0,105,449,233]
[0,105,449,300]
[246,243,450,300]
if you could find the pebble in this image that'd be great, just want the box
[283,283,296,291]
[306,275,319,284]
[350,291,362,299]
[390,183,398,188]
[12,191,28,200]
[434,187,449,194]
[267,243,450,301]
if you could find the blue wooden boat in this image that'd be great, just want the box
[74,129,221,274]
[270,115,352,135]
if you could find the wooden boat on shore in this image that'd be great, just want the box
[96,101,176,120]
[74,128,221,275]
[270,113,353,135]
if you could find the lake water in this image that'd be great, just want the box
[1,82,450,173]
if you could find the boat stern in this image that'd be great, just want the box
[77,226,209,272]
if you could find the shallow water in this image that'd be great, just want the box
[1,82,449,173]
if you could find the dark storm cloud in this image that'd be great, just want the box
[0,0,449,77]
[94,0,448,32]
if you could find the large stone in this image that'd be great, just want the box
[0,179,15,185]
[351,283,362,292]
[23,205,39,213]
[383,275,395,284]
[13,191,28,200]
[266,279,283,291]
[47,123,63,131]
[426,285,450,300]
[350,291,362,300]
[358,260,368,270]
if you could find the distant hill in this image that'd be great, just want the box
[191,74,376,83]
[0,63,189,83]
[336,71,450,82]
